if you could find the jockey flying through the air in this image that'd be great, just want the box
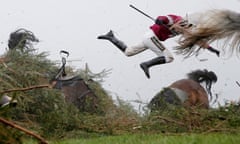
[97,14,219,79]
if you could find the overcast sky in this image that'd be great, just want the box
[0,0,240,109]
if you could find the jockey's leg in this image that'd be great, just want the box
[140,56,167,79]
[98,30,148,56]
[97,30,127,52]
[124,42,147,56]
[140,31,174,78]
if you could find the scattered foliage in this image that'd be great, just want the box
[1,28,240,144]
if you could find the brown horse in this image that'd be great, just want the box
[149,69,217,110]
[51,75,99,113]
[50,50,99,113]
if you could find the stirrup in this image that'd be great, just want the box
[97,30,114,40]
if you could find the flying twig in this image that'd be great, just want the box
[0,84,51,95]
[236,81,240,87]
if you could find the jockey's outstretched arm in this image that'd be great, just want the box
[194,41,220,57]
[196,41,220,57]
[206,46,220,57]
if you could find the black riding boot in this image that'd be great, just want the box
[140,56,166,79]
[97,30,127,52]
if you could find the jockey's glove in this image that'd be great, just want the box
[207,46,220,57]
[155,19,179,36]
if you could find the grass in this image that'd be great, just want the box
[25,133,240,144]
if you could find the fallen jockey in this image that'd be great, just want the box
[98,14,220,79]
[98,14,185,79]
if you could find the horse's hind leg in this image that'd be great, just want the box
[185,91,209,108]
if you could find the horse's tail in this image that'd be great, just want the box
[187,69,217,101]
[176,9,240,57]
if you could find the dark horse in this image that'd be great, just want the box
[149,69,217,110]
[50,51,99,113]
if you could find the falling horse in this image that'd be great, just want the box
[50,51,99,113]
[149,69,217,110]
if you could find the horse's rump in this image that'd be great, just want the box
[149,69,217,111]
[170,79,209,108]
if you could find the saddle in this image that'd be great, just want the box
[53,75,83,89]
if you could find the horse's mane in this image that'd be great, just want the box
[187,69,217,101]
[8,28,39,51]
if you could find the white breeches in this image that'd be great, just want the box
[124,30,174,63]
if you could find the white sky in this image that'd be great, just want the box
[0,0,240,109]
